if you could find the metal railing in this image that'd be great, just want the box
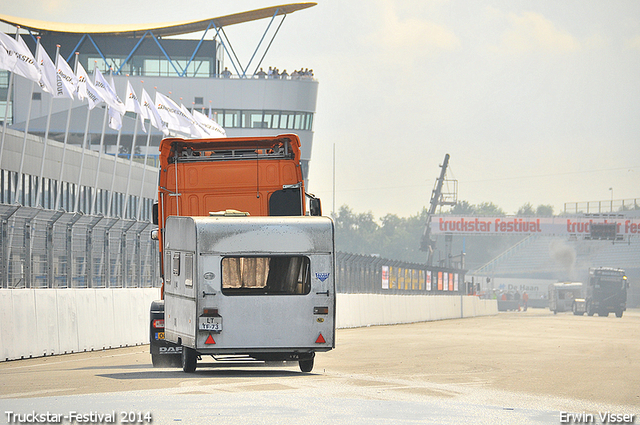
[336,251,467,295]
[564,198,640,214]
[0,204,159,289]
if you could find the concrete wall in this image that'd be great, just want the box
[0,290,497,362]
[336,294,497,329]
[0,288,160,361]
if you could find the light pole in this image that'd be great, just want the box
[609,187,613,212]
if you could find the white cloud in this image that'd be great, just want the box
[493,11,581,55]
[625,35,640,51]
[376,0,460,60]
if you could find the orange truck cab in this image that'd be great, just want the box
[150,134,322,368]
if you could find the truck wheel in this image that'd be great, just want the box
[150,349,181,368]
[182,347,198,373]
[299,355,315,373]
[586,301,595,316]
[151,353,165,368]
[615,310,623,318]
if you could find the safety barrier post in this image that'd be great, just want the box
[1,206,19,289]
[85,215,104,288]
[120,220,136,287]
[103,218,118,288]
[46,211,65,288]
[136,222,151,288]
[65,213,83,288]
[23,218,32,288]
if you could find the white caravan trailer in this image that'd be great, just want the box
[163,215,335,373]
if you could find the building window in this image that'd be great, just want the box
[210,109,314,131]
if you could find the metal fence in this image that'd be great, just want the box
[0,204,159,289]
[336,252,467,295]
[564,198,640,214]
[0,203,469,294]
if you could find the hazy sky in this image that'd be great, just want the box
[3,1,640,218]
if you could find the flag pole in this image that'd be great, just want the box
[13,36,41,205]
[54,52,78,211]
[89,105,109,215]
[36,44,61,208]
[74,98,93,213]
[89,65,114,214]
[136,80,153,220]
[0,27,20,176]
[122,108,140,219]
[107,121,123,217]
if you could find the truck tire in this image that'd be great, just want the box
[298,353,315,373]
[572,303,583,316]
[586,301,595,316]
[151,353,164,368]
[299,357,314,373]
[615,310,623,318]
[182,347,198,373]
[152,352,182,368]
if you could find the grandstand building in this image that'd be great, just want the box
[0,3,318,219]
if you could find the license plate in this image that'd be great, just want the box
[155,332,165,340]
[199,316,222,332]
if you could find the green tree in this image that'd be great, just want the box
[536,204,554,216]
[332,205,379,255]
[449,200,476,215]
[516,203,535,216]
[475,202,506,216]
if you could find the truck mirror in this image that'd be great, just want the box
[150,229,159,240]
[309,197,322,216]
[152,203,159,225]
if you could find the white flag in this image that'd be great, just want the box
[0,33,41,83]
[155,91,192,133]
[140,88,167,135]
[125,80,146,132]
[56,54,77,99]
[36,44,57,94]
[76,61,104,110]
[0,38,14,71]
[180,104,209,138]
[94,67,126,115]
[193,109,226,138]
[108,105,122,130]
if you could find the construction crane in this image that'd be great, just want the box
[420,153,457,265]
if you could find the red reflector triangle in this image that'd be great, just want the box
[315,333,326,344]
[205,335,216,345]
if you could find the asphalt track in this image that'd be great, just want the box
[0,308,638,424]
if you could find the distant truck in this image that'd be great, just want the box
[149,134,332,372]
[548,282,583,314]
[572,267,628,317]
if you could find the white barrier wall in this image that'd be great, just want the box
[0,288,160,362]
[336,294,498,329]
[1,290,496,362]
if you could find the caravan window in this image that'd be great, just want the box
[221,256,311,295]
